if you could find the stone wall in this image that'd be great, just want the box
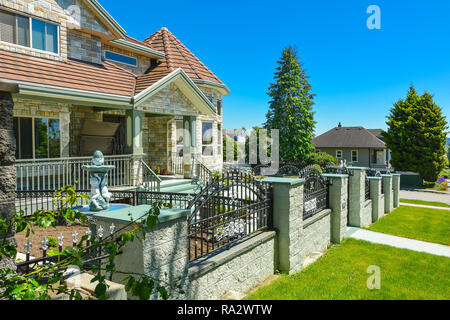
[0,91,17,272]
[301,210,331,262]
[144,116,174,172]
[187,232,276,300]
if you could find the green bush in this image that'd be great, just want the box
[306,152,338,169]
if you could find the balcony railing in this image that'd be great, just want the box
[15,155,133,191]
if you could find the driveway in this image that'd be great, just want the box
[399,190,450,204]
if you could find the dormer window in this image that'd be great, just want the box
[105,51,137,67]
[0,9,59,54]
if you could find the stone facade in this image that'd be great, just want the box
[301,210,331,262]
[369,177,384,222]
[0,91,17,273]
[324,174,349,243]
[382,175,394,213]
[103,44,152,76]
[187,232,276,300]
[348,168,372,228]
[67,29,102,64]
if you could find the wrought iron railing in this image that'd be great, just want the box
[170,152,184,176]
[138,160,161,192]
[365,174,371,201]
[15,155,133,192]
[300,166,330,220]
[15,189,195,217]
[191,155,214,187]
[187,170,273,262]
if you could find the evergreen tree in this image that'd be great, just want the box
[265,46,316,162]
[383,85,448,182]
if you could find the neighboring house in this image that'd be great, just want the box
[0,0,229,186]
[313,123,390,169]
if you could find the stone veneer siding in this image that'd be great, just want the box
[187,232,276,300]
[0,91,17,273]
[301,210,331,262]
[103,44,152,76]
[67,29,102,64]
[0,0,112,62]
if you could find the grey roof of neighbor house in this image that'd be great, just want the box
[313,126,387,149]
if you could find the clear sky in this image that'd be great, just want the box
[100,0,450,137]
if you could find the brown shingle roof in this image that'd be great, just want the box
[135,27,224,94]
[313,126,387,149]
[0,50,136,97]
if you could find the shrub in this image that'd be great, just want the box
[306,152,338,169]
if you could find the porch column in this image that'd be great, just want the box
[183,116,196,179]
[60,110,71,157]
[0,82,19,273]
[126,109,144,186]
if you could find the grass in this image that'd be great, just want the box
[246,238,450,300]
[400,199,450,208]
[367,206,450,245]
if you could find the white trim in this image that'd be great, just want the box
[336,150,343,159]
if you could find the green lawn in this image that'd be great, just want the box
[367,206,450,245]
[400,199,450,208]
[246,239,450,300]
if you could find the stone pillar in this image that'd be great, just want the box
[0,85,18,273]
[89,206,191,300]
[262,177,304,275]
[183,116,196,179]
[323,174,349,244]
[59,111,71,157]
[348,167,372,227]
[369,177,383,222]
[392,174,401,208]
[126,110,144,186]
[382,175,394,213]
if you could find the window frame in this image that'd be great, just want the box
[104,50,138,67]
[351,150,358,163]
[14,115,61,160]
[336,150,343,159]
[202,121,214,157]
[0,8,60,55]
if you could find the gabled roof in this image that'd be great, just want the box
[138,27,229,95]
[367,129,384,137]
[313,126,387,149]
[82,0,127,38]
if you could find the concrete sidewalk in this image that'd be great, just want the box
[346,227,450,258]
[399,202,450,211]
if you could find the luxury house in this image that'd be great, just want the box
[313,124,390,169]
[0,0,229,191]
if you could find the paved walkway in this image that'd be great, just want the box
[399,190,450,204]
[346,227,450,258]
[399,202,450,211]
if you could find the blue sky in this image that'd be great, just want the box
[100,0,450,137]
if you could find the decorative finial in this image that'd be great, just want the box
[58,233,64,247]
[25,240,32,255]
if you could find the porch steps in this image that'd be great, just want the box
[159,179,196,194]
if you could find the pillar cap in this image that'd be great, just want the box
[261,177,305,186]
[367,177,382,180]
[323,173,348,178]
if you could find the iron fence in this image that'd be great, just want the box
[15,189,196,217]
[365,174,371,201]
[187,170,273,262]
[300,166,330,220]
[15,155,133,192]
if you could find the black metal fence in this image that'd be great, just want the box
[187,170,273,262]
[300,166,330,220]
[15,189,196,217]
[365,174,371,201]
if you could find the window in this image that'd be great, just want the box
[351,150,358,162]
[336,150,343,159]
[202,122,213,156]
[14,117,60,159]
[105,51,137,67]
[176,120,184,157]
[0,9,58,54]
